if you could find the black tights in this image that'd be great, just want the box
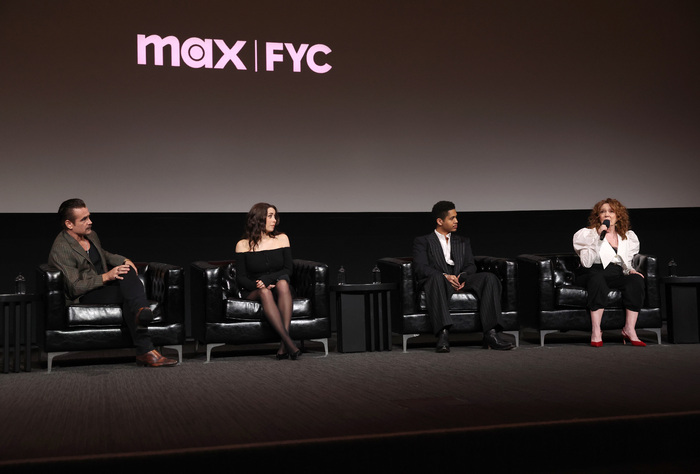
[246,279,297,355]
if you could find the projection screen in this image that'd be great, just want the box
[1,0,699,212]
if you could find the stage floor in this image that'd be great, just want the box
[2,328,700,472]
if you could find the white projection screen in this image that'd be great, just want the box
[1,0,699,212]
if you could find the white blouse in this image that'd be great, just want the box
[572,227,640,274]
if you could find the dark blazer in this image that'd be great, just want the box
[48,230,127,303]
[412,232,477,288]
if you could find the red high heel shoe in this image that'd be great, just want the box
[590,340,603,347]
[621,329,646,347]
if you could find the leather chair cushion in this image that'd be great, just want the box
[224,297,312,322]
[417,290,478,312]
[67,301,161,327]
[67,305,123,327]
[555,286,588,307]
[555,286,623,308]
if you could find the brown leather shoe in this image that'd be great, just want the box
[135,350,178,367]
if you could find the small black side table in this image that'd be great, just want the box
[1,293,38,372]
[662,276,700,344]
[331,283,396,353]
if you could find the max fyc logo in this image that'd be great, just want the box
[137,34,332,73]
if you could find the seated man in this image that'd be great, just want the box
[48,198,177,367]
[413,201,515,352]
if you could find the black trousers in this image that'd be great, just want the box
[575,264,645,312]
[421,271,503,335]
[79,267,154,354]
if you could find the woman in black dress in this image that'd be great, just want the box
[235,203,300,360]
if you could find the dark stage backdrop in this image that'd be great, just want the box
[1,0,700,213]
[3,208,699,337]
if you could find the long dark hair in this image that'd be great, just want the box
[243,202,280,250]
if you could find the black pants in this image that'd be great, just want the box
[80,267,154,354]
[575,264,645,312]
[421,271,503,335]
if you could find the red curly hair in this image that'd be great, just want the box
[587,198,631,240]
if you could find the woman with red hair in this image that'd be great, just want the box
[573,198,646,347]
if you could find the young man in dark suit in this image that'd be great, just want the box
[412,201,514,352]
[48,198,178,367]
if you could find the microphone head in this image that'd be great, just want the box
[603,219,610,227]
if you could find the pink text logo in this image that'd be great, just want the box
[137,34,332,73]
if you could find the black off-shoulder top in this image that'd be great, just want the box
[235,247,293,294]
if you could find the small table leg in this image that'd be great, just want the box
[381,290,391,350]
[14,303,22,372]
[3,309,9,373]
[24,302,32,372]
[364,293,373,351]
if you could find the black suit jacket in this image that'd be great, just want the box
[412,232,477,288]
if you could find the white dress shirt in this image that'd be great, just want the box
[573,227,640,274]
[434,230,454,266]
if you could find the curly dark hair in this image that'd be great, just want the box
[587,198,631,239]
[431,201,456,222]
[243,202,280,250]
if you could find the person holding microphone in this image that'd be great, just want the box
[573,198,646,347]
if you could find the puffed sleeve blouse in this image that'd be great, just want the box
[573,227,640,274]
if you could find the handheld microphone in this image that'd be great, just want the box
[600,219,610,240]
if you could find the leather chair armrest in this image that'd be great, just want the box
[190,261,226,325]
[292,259,330,319]
[377,257,416,315]
[36,263,67,332]
[633,254,659,308]
[475,256,517,312]
[144,262,185,324]
[516,254,556,314]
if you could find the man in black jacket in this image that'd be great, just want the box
[412,201,514,352]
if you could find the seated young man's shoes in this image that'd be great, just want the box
[482,329,515,350]
[436,328,450,353]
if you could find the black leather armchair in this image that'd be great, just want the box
[190,259,330,361]
[516,253,662,346]
[377,256,520,351]
[36,262,185,372]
